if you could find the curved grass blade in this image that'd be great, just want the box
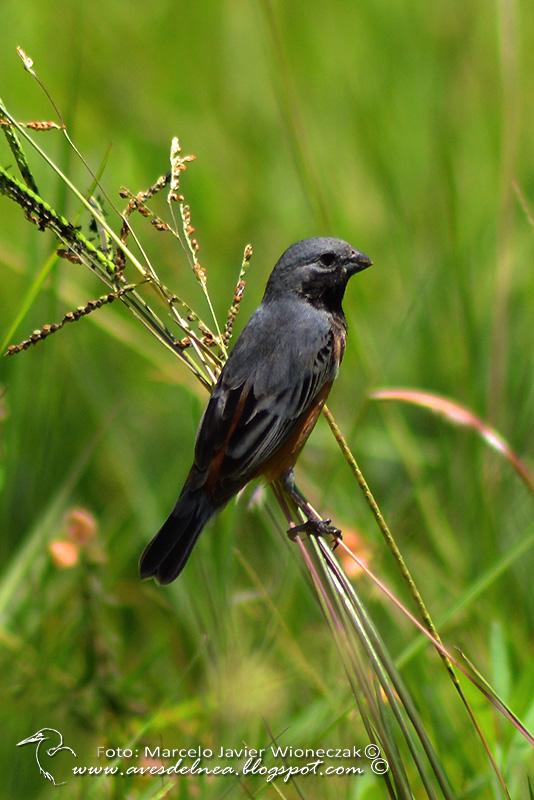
[371,388,534,494]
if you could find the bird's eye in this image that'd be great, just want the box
[319,252,336,267]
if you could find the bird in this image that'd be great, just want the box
[140,237,372,584]
[17,727,76,786]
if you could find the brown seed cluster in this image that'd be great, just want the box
[0,119,64,130]
[151,217,171,233]
[167,138,207,286]
[222,243,254,348]
[57,247,83,264]
[168,136,196,203]
[116,173,172,274]
[5,286,136,356]
[167,295,218,358]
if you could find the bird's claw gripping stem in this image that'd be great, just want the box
[281,470,342,548]
[288,518,342,548]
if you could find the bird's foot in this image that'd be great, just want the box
[288,518,342,547]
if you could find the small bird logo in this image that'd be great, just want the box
[17,727,76,786]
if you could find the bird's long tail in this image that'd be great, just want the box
[139,488,216,584]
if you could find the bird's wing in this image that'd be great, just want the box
[191,302,341,498]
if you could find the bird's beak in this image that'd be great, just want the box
[17,733,44,746]
[346,249,373,276]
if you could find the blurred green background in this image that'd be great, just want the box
[0,0,533,797]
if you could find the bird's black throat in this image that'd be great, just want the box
[298,274,350,316]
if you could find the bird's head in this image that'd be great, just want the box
[17,729,49,747]
[264,237,372,310]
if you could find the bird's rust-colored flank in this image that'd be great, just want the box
[260,380,333,482]
[140,237,372,584]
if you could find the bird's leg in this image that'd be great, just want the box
[281,470,342,547]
